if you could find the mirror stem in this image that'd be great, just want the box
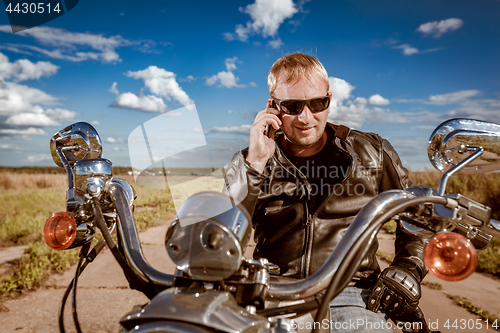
[57,146,83,210]
[437,146,484,196]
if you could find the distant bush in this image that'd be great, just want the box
[0,172,67,190]
[409,169,500,219]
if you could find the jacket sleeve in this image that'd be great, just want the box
[222,148,268,219]
[379,139,428,281]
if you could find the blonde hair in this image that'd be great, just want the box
[268,53,329,96]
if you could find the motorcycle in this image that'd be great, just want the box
[43,118,500,333]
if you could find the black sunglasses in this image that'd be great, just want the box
[271,95,330,115]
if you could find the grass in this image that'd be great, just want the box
[376,250,394,264]
[447,294,500,330]
[421,281,443,290]
[477,237,500,276]
[0,172,177,300]
[0,243,78,298]
[382,220,397,234]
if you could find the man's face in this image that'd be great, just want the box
[272,75,331,150]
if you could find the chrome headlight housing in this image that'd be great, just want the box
[166,192,252,281]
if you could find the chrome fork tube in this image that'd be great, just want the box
[109,181,174,287]
[267,190,414,300]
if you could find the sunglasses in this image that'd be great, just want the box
[271,95,330,115]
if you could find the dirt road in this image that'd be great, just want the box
[0,225,499,332]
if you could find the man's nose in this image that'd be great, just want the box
[298,105,314,123]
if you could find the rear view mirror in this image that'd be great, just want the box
[50,122,102,167]
[428,118,500,174]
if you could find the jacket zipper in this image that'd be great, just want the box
[302,137,355,277]
[313,137,354,215]
[303,210,314,278]
[273,146,314,278]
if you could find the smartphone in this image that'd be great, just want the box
[263,100,278,138]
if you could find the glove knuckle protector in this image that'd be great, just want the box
[368,265,421,316]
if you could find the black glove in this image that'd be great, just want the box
[388,306,440,333]
[367,265,421,316]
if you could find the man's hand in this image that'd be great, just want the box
[246,101,282,173]
[367,265,421,317]
[389,307,438,333]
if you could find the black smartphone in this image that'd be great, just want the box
[263,100,278,138]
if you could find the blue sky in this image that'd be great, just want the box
[0,0,499,171]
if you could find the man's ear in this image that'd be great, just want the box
[267,98,275,109]
[327,91,333,114]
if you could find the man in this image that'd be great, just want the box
[223,53,428,332]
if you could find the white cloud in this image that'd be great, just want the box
[106,137,117,143]
[0,143,12,149]
[205,75,218,86]
[416,18,464,38]
[90,120,100,126]
[0,44,33,55]
[218,71,241,88]
[204,124,252,135]
[0,127,47,135]
[353,97,368,105]
[206,71,243,88]
[326,76,437,129]
[110,91,168,113]
[0,25,156,63]
[126,66,193,106]
[440,99,500,124]
[206,58,247,88]
[44,108,78,122]
[328,77,355,107]
[427,90,480,105]
[0,81,57,115]
[393,44,419,56]
[6,112,59,126]
[28,153,52,162]
[110,66,194,113]
[410,125,437,131]
[181,75,195,82]
[393,89,500,124]
[0,53,58,81]
[0,53,77,137]
[325,77,365,128]
[225,57,238,71]
[225,0,298,43]
[368,94,390,105]
[109,82,119,95]
[268,38,284,49]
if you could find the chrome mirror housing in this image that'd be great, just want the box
[428,118,500,174]
[50,122,102,167]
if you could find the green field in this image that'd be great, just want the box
[1,168,499,299]
[0,170,224,298]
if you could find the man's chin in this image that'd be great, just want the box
[291,134,320,147]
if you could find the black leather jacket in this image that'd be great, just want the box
[223,123,427,282]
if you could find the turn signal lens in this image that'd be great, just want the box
[424,232,477,281]
[43,212,77,250]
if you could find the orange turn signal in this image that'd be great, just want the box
[43,212,77,250]
[424,232,477,281]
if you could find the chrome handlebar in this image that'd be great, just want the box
[105,181,500,300]
[110,181,174,287]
